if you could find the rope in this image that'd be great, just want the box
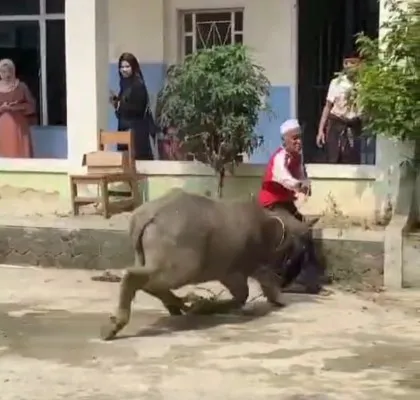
[270,215,286,251]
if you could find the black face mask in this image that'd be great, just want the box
[344,67,358,80]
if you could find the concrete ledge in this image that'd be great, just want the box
[315,238,383,290]
[384,216,405,288]
[313,227,384,242]
[135,161,377,180]
[0,158,377,180]
[403,232,420,287]
[0,158,69,173]
[0,217,384,289]
[0,216,128,231]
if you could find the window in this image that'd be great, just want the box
[0,0,65,126]
[181,10,244,57]
[46,0,65,14]
[46,20,66,125]
[0,21,41,117]
[0,1,39,16]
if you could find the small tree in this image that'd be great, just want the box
[157,45,271,197]
[355,0,420,146]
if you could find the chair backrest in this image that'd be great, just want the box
[98,130,135,169]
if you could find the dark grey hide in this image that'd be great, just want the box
[101,188,289,340]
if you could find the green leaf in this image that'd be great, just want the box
[156,44,272,173]
[354,0,420,142]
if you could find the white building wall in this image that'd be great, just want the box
[163,0,297,88]
[108,0,297,109]
[108,0,164,64]
[65,0,109,172]
[106,0,297,162]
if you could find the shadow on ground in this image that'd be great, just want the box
[115,294,319,340]
[0,293,318,350]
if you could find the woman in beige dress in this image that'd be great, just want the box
[0,58,36,158]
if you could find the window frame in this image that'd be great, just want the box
[0,0,64,125]
[179,8,244,59]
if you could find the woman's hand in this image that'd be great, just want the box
[2,101,22,112]
[109,90,119,107]
[0,102,11,112]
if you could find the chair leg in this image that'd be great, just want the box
[100,180,110,218]
[129,177,141,207]
[70,179,79,216]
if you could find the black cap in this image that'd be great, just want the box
[343,50,361,60]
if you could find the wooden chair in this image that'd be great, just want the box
[69,130,145,218]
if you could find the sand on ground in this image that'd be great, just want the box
[0,266,419,400]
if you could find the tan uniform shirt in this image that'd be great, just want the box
[326,75,360,120]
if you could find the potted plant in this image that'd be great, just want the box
[156,44,271,197]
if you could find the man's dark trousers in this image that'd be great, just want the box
[268,201,325,293]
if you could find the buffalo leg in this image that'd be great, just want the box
[100,267,149,341]
[188,273,249,315]
[221,273,249,307]
[253,266,285,307]
[143,288,187,316]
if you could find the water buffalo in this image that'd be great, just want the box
[100,188,296,340]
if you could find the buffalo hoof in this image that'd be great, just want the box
[166,305,183,316]
[187,299,216,315]
[187,298,243,315]
[269,300,286,308]
[283,282,321,294]
[100,316,123,341]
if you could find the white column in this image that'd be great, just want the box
[379,0,391,42]
[374,0,413,217]
[65,0,109,173]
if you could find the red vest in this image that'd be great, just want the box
[258,147,302,207]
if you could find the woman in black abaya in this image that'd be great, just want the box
[110,52,155,160]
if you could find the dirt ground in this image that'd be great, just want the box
[0,265,420,400]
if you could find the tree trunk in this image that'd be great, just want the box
[397,138,420,229]
[413,138,420,226]
[217,168,225,198]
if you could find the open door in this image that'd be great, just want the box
[297,0,379,164]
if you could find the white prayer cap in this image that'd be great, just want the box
[280,118,300,136]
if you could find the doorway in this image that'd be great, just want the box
[297,0,379,163]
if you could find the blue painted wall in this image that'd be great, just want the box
[31,62,291,163]
[249,86,290,163]
[30,62,166,159]
[31,125,67,159]
[28,62,376,164]
[32,63,290,163]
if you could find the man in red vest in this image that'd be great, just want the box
[258,119,323,293]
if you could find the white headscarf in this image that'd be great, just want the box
[0,59,19,93]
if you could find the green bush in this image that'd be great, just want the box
[355,0,420,142]
[156,45,271,196]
